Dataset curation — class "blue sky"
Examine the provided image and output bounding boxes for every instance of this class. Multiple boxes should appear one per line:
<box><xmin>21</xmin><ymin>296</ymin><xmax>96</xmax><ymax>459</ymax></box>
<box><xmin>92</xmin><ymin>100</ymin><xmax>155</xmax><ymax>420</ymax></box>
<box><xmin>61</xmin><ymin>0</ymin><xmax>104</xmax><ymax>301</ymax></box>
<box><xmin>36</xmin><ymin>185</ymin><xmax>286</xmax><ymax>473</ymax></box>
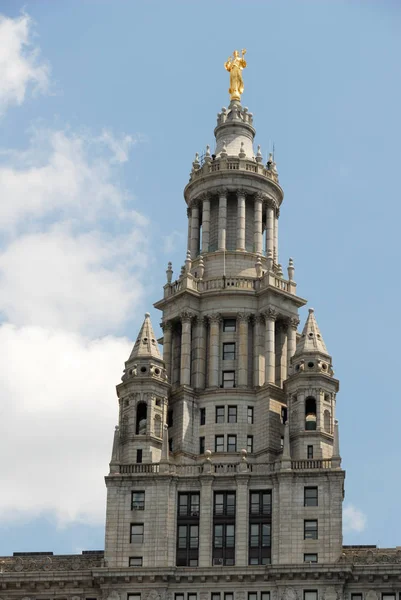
<box><xmin>0</xmin><ymin>1</ymin><xmax>400</xmax><ymax>555</ymax></box>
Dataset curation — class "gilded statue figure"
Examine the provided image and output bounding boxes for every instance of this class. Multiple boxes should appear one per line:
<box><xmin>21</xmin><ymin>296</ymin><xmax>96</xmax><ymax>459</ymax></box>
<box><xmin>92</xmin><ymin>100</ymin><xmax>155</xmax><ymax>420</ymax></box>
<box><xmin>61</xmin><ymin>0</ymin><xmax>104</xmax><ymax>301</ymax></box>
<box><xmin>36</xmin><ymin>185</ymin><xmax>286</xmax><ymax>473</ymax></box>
<box><xmin>224</xmin><ymin>49</ymin><xmax>247</xmax><ymax>101</ymax></box>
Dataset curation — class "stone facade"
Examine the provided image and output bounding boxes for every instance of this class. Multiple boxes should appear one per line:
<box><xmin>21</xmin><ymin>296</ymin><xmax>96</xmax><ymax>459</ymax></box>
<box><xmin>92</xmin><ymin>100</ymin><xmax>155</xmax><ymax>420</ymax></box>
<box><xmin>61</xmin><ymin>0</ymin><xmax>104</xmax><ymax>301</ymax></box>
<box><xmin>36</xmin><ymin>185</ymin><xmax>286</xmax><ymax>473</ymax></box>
<box><xmin>1</xmin><ymin>86</ymin><xmax>400</xmax><ymax>600</ymax></box>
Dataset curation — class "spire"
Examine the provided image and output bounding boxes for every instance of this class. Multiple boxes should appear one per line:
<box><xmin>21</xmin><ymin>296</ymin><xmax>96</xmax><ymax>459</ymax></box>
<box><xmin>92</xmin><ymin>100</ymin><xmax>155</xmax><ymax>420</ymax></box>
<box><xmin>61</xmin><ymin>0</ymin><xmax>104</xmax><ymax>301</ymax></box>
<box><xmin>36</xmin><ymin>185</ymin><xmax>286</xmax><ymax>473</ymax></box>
<box><xmin>128</xmin><ymin>313</ymin><xmax>162</xmax><ymax>361</ymax></box>
<box><xmin>294</xmin><ymin>308</ymin><xmax>329</xmax><ymax>357</ymax></box>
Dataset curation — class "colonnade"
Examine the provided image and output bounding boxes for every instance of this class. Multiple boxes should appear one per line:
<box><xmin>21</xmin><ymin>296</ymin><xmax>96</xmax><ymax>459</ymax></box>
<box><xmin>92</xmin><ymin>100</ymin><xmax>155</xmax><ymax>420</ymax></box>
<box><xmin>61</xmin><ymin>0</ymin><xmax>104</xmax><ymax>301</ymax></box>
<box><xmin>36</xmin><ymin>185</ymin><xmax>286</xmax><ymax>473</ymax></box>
<box><xmin>187</xmin><ymin>190</ymin><xmax>279</xmax><ymax>259</ymax></box>
<box><xmin>161</xmin><ymin>312</ymin><xmax>299</xmax><ymax>390</ymax></box>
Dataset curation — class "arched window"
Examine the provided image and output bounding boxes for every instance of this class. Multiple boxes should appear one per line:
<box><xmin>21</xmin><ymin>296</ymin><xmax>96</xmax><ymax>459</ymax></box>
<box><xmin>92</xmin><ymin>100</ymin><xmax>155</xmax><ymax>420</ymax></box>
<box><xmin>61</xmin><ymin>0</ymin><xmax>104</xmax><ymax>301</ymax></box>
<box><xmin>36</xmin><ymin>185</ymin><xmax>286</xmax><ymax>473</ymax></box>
<box><xmin>154</xmin><ymin>414</ymin><xmax>162</xmax><ymax>438</ymax></box>
<box><xmin>305</xmin><ymin>397</ymin><xmax>317</xmax><ymax>431</ymax></box>
<box><xmin>324</xmin><ymin>409</ymin><xmax>331</xmax><ymax>433</ymax></box>
<box><xmin>136</xmin><ymin>402</ymin><xmax>147</xmax><ymax>435</ymax></box>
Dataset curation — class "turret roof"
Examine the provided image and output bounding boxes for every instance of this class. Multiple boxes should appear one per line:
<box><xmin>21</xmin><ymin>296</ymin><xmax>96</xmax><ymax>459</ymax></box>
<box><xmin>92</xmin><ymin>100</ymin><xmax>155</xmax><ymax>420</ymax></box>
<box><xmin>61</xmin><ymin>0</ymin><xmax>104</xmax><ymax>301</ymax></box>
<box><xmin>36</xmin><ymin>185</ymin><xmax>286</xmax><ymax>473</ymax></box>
<box><xmin>294</xmin><ymin>308</ymin><xmax>329</xmax><ymax>356</ymax></box>
<box><xmin>128</xmin><ymin>313</ymin><xmax>162</xmax><ymax>361</ymax></box>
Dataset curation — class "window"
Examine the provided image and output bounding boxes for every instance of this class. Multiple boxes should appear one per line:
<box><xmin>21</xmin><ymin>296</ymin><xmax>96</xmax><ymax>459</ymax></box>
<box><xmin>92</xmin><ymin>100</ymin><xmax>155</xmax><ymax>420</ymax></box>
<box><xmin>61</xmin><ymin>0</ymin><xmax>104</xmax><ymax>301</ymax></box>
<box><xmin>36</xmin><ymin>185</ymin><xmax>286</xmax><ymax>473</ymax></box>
<box><xmin>351</xmin><ymin>595</ymin><xmax>362</xmax><ymax>600</ymax></box>
<box><xmin>223</xmin><ymin>318</ymin><xmax>236</xmax><ymax>332</ymax></box>
<box><xmin>212</xmin><ymin>595</ymin><xmax>221</xmax><ymax>600</ymax></box>
<box><xmin>169</xmin><ymin>438</ymin><xmax>173</xmax><ymax>452</ymax></box>
<box><xmin>382</xmin><ymin>596</ymin><xmax>395</xmax><ymax>600</ymax></box>
<box><xmin>304</xmin><ymin>592</ymin><xmax>318</xmax><ymax>600</ymax></box>
<box><xmin>249</xmin><ymin>594</ymin><xmax>258</xmax><ymax>600</ymax></box>
<box><xmin>129</xmin><ymin>556</ymin><xmax>143</xmax><ymax>566</ymax></box>
<box><xmin>249</xmin><ymin>491</ymin><xmax>272</xmax><ymax>565</ymax></box>
<box><xmin>214</xmin><ymin>492</ymin><xmax>236</xmax><ymax>516</ymax></box>
<box><xmin>216</xmin><ymin>406</ymin><xmax>225</xmax><ymax>423</ymax></box>
<box><xmin>131</xmin><ymin>491</ymin><xmax>145</xmax><ymax>510</ymax></box>
<box><xmin>304</xmin><ymin>487</ymin><xmax>318</xmax><ymax>507</ymax></box>
<box><xmin>304</xmin><ymin>553</ymin><xmax>318</xmax><ymax>563</ymax></box>
<box><xmin>136</xmin><ymin>402</ymin><xmax>147</xmax><ymax>435</ymax></box>
<box><xmin>224</xmin><ymin>595</ymin><xmax>233</xmax><ymax>600</ymax></box>
<box><xmin>200</xmin><ymin>407</ymin><xmax>206</xmax><ymax>425</ymax></box>
<box><xmin>175</xmin><ymin>595</ymin><xmax>184</xmax><ymax>600</ymax></box>
<box><xmin>222</xmin><ymin>371</ymin><xmax>235</xmax><ymax>388</ymax></box>
<box><xmin>215</xmin><ymin>435</ymin><xmax>224</xmax><ymax>452</ymax></box>
<box><xmin>262</xmin><ymin>594</ymin><xmax>270</xmax><ymax>600</ymax></box>
<box><xmin>280</xmin><ymin>436</ymin><xmax>284</xmax><ymax>449</ymax></box>
<box><xmin>199</xmin><ymin>436</ymin><xmax>205</xmax><ymax>454</ymax></box>
<box><xmin>223</xmin><ymin>342</ymin><xmax>236</xmax><ymax>360</ymax></box>
<box><xmin>168</xmin><ymin>409</ymin><xmax>173</xmax><ymax>427</ymax></box>
<box><xmin>307</xmin><ymin>445</ymin><xmax>313</xmax><ymax>459</ymax></box>
<box><xmin>248</xmin><ymin>406</ymin><xmax>254</xmax><ymax>424</ymax></box>
<box><xmin>213</xmin><ymin>523</ymin><xmax>235</xmax><ymax>564</ymax></box>
<box><xmin>176</xmin><ymin>493</ymin><xmax>200</xmax><ymax>566</ymax></box>
<box><xmin>304</xmin><ymin>520</ymin><xmax>318</xmax><ymax>540</ymax></box>
<box><xmin>213</xmin><ymin>493</ymin><xmax>236</xmax><ymax>563</ymax></box>
<box><xmin>188</xmin><ymin>595</ymin><xmax>197</xmax><ymax>600</ymax></box>
<box><xmin>128</xmin><ymin>595</ymin><xmax>141</xmax><ymax>600</ymax></box>
<box><xmin>228</xmin><ymin>405</ymin><xmax>237</xmax><ymax>423</ymax></box>
<box><xmin>281</xmin><ymin>406</ymin><xmax>288</xmax><ymax>424</ymax></box>
<box><xmin>227</xmin><ymin>435</ymin><xmax>237</xmax><ymax>452</ymax></box>
<box><xmin>305</xmin><ymin>397</ymin><xmax>317</xmax><ymax>430</ymax></box>
<box><xmin>136</xmin><ymin>449</ymin><xmax>142</xmax><ymax>464</ymax></box>
<box><xmin>178</xmin><ymin>493</ymin><xmax>200</xmax><ymax>517</ymax></box>
<box><xmin>247</xmin><ymin>435</ymin><xmax>254</xmax><ymax>453</ymax></box>
<box><xmin>130</xmin><ymin>523</ymin><xmax>144</xmax><ymax>544</ymax></box>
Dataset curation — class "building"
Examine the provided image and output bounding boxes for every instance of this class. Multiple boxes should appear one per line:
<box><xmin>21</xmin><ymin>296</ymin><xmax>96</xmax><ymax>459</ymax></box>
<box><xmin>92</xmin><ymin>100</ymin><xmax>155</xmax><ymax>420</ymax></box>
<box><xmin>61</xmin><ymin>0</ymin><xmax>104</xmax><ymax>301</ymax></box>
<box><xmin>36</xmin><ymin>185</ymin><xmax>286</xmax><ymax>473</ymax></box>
<box><xmin>1</xmin><ymin>55</ymin><xmax>401</xmax><ymax>600</ymax></box>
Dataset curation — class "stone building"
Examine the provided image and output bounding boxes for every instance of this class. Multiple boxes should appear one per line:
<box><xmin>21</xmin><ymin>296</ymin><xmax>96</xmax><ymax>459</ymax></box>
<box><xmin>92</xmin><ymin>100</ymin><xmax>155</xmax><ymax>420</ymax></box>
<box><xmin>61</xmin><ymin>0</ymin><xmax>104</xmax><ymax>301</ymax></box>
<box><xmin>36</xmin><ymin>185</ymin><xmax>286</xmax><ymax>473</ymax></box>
<box><xmin>1</xmin><ymin>64</ymin><xmax>400</xmax><ymax>600</ymax></box>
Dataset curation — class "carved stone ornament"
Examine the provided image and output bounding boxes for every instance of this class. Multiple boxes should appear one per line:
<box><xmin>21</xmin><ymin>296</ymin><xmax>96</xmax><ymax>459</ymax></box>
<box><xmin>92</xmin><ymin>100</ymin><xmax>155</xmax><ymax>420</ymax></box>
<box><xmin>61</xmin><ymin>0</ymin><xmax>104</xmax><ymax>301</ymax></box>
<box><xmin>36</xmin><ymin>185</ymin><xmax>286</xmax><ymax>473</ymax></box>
<box><xmin>199</xmin><ymin>593</ymin><xmax>209</xmax><ymax>600</ymax></box>
<box><xmin>323</xmin><ymin>588</ymin><xmax>338</xmax><ymax>600</ymax></box>
<box><xmin>366</xmin><ymin>591</ymin><xmax>379</xmax><ymax>600</ymax></box>
<box><xmin>180</xmin><ymin>310</ymin><xmax>195</xmax><ymax>322</ymax></box>
<box><xmin>264</xmin><ymin>307</ymin><xmax>277</xmax><ymax>321</ymax></box>
<box><xmin>237</xmin><ymin>312</ymin><xmax>251</xmax><ymax>322</ymax></box>
<box><xmin>146</xmin><ymin>591</ymin><xmax>161</xmax><ymax>600</ymax></box>
<box><xmin>290</xmin><ymin>317</ymin><xmax>300</xmax><ymax>329</ymax></box>
<box><xmin>282</xmin><ymin>588</ymin><xmax>299</xmax><ymax>600</ymax></box>
<box><xmin>207</xmin><ymin>313</ymin><xmax>222</xmax><ymax>323</ymax></box>
<box><xmin>236</xmin><ymin>593</ymin><xmax>246</xmax><ymax>600</ymax></box>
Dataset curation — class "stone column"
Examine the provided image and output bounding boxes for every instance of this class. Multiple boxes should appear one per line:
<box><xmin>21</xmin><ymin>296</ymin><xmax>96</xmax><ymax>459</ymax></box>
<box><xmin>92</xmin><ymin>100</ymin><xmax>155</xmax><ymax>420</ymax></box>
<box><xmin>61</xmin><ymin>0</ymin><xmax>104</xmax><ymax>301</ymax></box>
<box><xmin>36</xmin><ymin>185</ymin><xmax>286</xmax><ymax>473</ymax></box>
<box><xmin>187</xmin><ymin>207</ymin><xmax>191</xmax><ymax>252</ymax></box>
<box><xmin>190</xmin><ymin>202</ymin><xmax>200</xmax><ymax>259</ymax></box>
<box><xmin>218</xmin><ymin>189</ymin><xmax>227</xmax><ymax>251</ymax></box>
<box><xmin>207</xmin><ymin>314</ymin><xmax>221</xmax><ymax>388</ymax></box>
<box><xmin>277</xmin><ymin>321</ymin><xmax>288</xmax><ymax>385</ymax></box>
<box><xmin>235</xmin><ymin>477</ymin><xmax>249</xmax><ymax>566</ymax></box>
<box><xmin>253</xmin><ymin>314</ymin><xmax>265</xmax><ymax>387</ymax></box>
<box><xmin>253</xmin><ymin>194</ymin><xmax>263</xmax><ymax>254</ymax></box>
<box><xmin>287</xmin><ymin>317</ymin><xmax>299</xmax><ymax>377</ymax></box>
<box><xmin>180</xmin><ymin>312</ymin><xmax>193</xmax><ymax>386</ymax></box>
<box><xmin>274</xmin><ymin>207</ymin><xmax>279</xmax><ymax>263</ymax></box>
<box><xmin>201</xmin><ymin>195</ymin><xmax>210</xmax><ymax>254</ymax></box>
<box><xmin>194</xmin><ymin>316</ymin><xmax>207</xmax><ymax>390</ymax></box>
<box><xmin>237</xmin><ymin>313</ymin><xmax>250</xmax><ymax>387</ymax></box>
<box><xmin>199</xmin><ymin>477</ymin><xmax>213</xmax><ymax>567</ymax></box>
<box><xmin>236</xmin><ymin>189</ymin><xmax>246</xmax><ymax>251</ymax></box>
<box><xmin>161</xmin><ymin>321</ymin><xmax>173</xmax><ymax>382</ymax></box>
<box><xmin>264</xmin><ymin>308</ymin><xmax>277</xmax><ymax>384</ymax></box>
<box><xmin>266</xmin><ymin>200</ymin><xmax>274</xmax><ymax>260</ymax></box>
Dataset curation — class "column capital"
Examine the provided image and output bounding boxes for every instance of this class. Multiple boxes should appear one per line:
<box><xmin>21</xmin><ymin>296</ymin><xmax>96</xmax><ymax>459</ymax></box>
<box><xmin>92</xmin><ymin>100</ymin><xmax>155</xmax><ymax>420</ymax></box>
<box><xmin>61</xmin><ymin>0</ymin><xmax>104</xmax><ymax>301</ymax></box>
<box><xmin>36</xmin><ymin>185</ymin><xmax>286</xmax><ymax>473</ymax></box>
<box><xmin>199</xmin><ymin>191</ymin><xmax>212</xmax><ymax>202</ymax></box>
<box><xmin>160</xmin><ymin>320</ymin><xmax>173</xmax><ymax>332</ymax></box>
<box><xmin>217</xmin><ymin>187</ymin><xmax>228</xmax><ymax>199</ymax></box>
<box><xmin>206</xmin><ymin>313</ymin><xmax>222</xmax><ymax>324</ymax></box>
<box><xmin>237</xmin><ymin>312</ymin><xmax>251</xmax><ymax>323</ymax></box>
<box><xmin>262</xmin><ymin>308</ymin><xmax>278</xmax><ymax>322</ymax></box>
<box><xmin>290</xmin><ymin>317</ymin><xmax>300</xmax><ymax>330</ymax></box>
<box><xmin>236</xmin><ymin>188</ymin><xmax>247</xmax><ymax>199</ymax></box>
<box><xmin>253</xmin><ymin>313</ymin><xmax>264</xmax><ymax>325</ymax></box>
<box><xmin>189</xmin><ymin>198</ymin><xmax>201</xmax><ymax>210</ymax></box>
<box><xmin>263</xmin><ymin>196</ymin><xmax>276</xmax><ymax>210</ymax></box>
<box><xmin>186</xmin><ymin>206</ymin><xmax>191</xmax><ymax>218</ymax></box>
<box><xmin>276</xmin><ymin>206</ymin><xmax>280</xmax><ymax>218</ymax></box>
<box><xmin>180</xmin><ymin>311</ymin><xmax>195</xmax><ymax>323</ymax></box>
<box><xmin>194</xmin><ymin>315</ymin><xmax>207</xmax><ymax>326</ymax></box>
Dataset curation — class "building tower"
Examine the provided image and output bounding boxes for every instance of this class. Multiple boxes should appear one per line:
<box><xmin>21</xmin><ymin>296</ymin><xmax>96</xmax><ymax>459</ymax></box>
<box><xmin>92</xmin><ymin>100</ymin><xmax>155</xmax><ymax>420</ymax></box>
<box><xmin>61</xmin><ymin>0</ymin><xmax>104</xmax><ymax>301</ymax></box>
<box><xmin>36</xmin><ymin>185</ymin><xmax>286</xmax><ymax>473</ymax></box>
<box><xmin>104</xmin><ymin>51</ymin><xmax>345</xmax><ymax>594</ymax></box>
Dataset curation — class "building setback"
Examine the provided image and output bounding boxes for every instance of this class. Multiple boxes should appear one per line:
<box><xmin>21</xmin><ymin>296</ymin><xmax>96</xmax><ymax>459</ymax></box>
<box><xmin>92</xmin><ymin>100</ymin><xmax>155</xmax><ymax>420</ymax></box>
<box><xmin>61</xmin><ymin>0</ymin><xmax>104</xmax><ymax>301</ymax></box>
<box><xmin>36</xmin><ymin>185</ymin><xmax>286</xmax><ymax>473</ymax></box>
<box><xmin>1</xmin><ymin>57</ymin><xmax>400</xmax><ymax>600</ymax></box>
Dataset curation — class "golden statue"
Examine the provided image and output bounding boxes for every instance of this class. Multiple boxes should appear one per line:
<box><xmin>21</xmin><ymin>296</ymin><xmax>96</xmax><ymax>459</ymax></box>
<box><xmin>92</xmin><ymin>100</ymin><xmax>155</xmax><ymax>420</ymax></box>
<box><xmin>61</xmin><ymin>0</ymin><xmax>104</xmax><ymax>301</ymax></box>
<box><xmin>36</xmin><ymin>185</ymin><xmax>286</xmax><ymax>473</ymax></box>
<box><xmin>224</xmin><ymin>49</ymin><xmax>247</xmax><ymax>102</ymax></box>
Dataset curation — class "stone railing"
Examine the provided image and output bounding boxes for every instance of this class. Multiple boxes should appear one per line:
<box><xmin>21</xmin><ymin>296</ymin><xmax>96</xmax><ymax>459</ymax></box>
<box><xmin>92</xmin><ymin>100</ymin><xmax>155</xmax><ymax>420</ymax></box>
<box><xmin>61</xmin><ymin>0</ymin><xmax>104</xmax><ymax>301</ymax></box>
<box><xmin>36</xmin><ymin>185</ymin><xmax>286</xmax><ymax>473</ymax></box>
<box><xmin>291</xmin><ymin>459</ymin><xmax>332</xmax><ymax>470</ymax></box>
<box><xmin>189</xmin><ymin>157</ymin><xmax>279</xmax><ymax>184</ymax></box>
<box><xmin>119</xmin><ymin>464</ymin><xmax>160</xmax><ymax>474</ymax></box>
<box><xmin>0</xmin><ymin>552</ymin><xmax>104</xmax><ymax>572</ymax></box>
<box><xmin>338</xmin><ymin>547</ymin><xmax>401</xmax><ymax>565</ymax></box>
<box><xmin>163</xmin><ymin>271</ymin><xmax>296</xmax><ymax>299</ymax></box>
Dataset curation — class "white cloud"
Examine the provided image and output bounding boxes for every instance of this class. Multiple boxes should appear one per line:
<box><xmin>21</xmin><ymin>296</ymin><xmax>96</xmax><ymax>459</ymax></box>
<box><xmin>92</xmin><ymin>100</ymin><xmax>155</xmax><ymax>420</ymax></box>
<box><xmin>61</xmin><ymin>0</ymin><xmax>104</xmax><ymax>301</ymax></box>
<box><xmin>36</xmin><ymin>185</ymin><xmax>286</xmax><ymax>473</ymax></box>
<box><xmin>0</xmin><ymin>323</ymin><xmax>131</xmax><ymax>525</ymax></box>
<box><xmin>0</xmin><ymin>13</ymin><xmax>50</xmax><ymax>115</ymax></box>
<box><xmin>343</xmin><ymin>504</ymin><xmax>367</xmax><ymax>533</ymax></box>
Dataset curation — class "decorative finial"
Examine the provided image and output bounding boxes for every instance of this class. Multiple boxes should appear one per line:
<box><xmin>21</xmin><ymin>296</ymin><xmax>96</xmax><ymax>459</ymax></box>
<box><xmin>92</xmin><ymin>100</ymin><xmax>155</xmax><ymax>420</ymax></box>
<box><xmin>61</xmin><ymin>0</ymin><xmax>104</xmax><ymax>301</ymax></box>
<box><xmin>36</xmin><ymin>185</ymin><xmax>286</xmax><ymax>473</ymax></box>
<box><xmin>198</xmin><ymin>255</ymin><xmax>205</xmax><ymax>279</ymax></box>
<box><xmin>267</xmin><ymin>249</ymin><xmax>273</xmax><ymax>271</ymax></box>
<box><xmin>239</xmin><ymin>142</ymin><xmax>246</xmax><ymax>159</ymax></box>
<box><xmin>267</xmin><ymin>153</ymin><xmax>273</xmax><ymax>169</ymax></box>
<box><xmin>309</xmin><ymin>308</ymin><xmax>315</xmax><ymax>313</ymax></box>
<box><xmin>277</xmin><ymin>263</ymin><xmax>284</xmax><ymax>278</ymax></box>
<box><xmin>166</xmin><ymin>261</ymin><xmax>173</xmax><ymax>284</ymax></box>
<box><xmin>185</xmin><ymin>250</ymin><xmax>192</xmax><ymax>273</ymax></box>
<box><xmin>255</xmin><ymin>255</ymin><xmax>262</xmax><ymax>278</ymax></box>
<box><xmin>145</xmin><ymin>312</ymin><xmax>150</xmax><ymax>318</ymax></box>
<box><xmin>205</xmin><ymin>145</ymin><xmax>211</xmax><ymax>164</ymax></box>
<box><xmin>287</xmin><ymin>257</ymin><xmax>295</xmax><ymax>281</ymax></box>
<box><xmin>192</xmin><ymin>152</ymin><xmax>200</xmax><ymax>171</ymax></box>
<box><xmin>220</xmin><ymin>141</ymin><xmax>227</xmax><ymax>158</ymax></box>
<box><xmin>256</xmin><ymin>145</ymin><xmax>263</xmax><ymax>163</ymax></box>
<box><xmin>224</xmin><ymin>49</ymin><xmax>247</xmax><ymax>102</ymax></box>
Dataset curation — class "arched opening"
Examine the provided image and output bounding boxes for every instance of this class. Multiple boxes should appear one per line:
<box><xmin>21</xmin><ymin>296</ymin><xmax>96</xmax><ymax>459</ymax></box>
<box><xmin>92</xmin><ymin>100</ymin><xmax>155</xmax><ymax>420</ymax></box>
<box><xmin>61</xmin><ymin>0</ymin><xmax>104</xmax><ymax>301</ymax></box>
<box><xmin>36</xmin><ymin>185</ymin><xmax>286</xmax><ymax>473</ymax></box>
<box><xmin>305</xmin><ymin>397</ymin><xmax>317</xmax><ymax>431</ymax></box>
<box><xmin>136</xmin><ymin>402</ymin><xmax>147</xmax><ymax>435</ymax></box>
<box><xmin>154</xmin><ymin>414</ymin><xmax>162</xmax><ymax>438</ymax></box>
<box><xmin>324</xmin><ymin>409</ymin><xmax>331</xmax><ymax>433</ymax></box>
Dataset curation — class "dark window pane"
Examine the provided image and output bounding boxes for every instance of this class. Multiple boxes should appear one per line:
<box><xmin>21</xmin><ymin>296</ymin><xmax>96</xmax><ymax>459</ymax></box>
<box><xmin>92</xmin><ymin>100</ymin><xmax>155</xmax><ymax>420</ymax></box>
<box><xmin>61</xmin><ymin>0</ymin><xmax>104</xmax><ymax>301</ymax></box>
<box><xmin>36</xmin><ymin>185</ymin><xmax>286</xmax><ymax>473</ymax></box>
<box><xmin>131</xmin><ymin>492</ymin><xmax>145</xmax><ymax>510</ymax></box>
<box><xmin>223</xmin><ymin>319</ymin><xmax>236</xmax><ymax>332</ymax></box>
<box><xmin>222</xmin><ymin>371</ymin><xmax>235</xmax><ymax>388</ymax></box>
<box><xmin>223</xmin><ymin>343</ymin><xmax>236</xmax><ymax>360</ymax></box>
<box><xmin>247</xmin><ymin>435</ymin><xmax>253</xmax><ymax>453</ymax></box>
<box><xmin>304</xmin><ymin>520</ymin><xmax>318</xmax><ymax>539</ymax></box>
<box><xmin>215</xmin><ymin>435</ymin><xmax>224</xmax><ymax>452</ymax></box>
<box><xmin>304</xmin><ymin>487</ymin><xmax>318</xmax><ymax>507</ymax></box>
<box><xmin>199</xmin><ymin>436</ymin><xmax>205</xmax><ymax>454</ymax></box>
<box><xmin>216</xmin><ymin>406</ymin><xmax>225</xmax><ymax>423</ymax></box>
<box><xmin>200</xmin><ymin>407</ymin><xmax>206</xmax><ymax>425</ymax></box>
<box><xmin>129</xmin><ymin>556</ymin><xmax>143</xmax><ymax>566</ymax></box>
<box><xmin>304</xmin><ymin>553</ymin><xmax>318</xmax><ymax>563</ymax></box>
<box><xmin>307</xmin><ymin>445</ymin><xmax>313</xmax><ymax>459</ymax></box>
<box><xmin>227</xmin><ymin>435</ymin><xmax>237</xmax><ymax>452</ymax></box>
<box><xmin>228</xmin><ymin>405</ymin><xmax>237</xmax><ymax>423</ymax></box>
<box><xmin>247</xmin><ymin>406</ymin><xmax>254</xmax><ymax>424</ymax></box>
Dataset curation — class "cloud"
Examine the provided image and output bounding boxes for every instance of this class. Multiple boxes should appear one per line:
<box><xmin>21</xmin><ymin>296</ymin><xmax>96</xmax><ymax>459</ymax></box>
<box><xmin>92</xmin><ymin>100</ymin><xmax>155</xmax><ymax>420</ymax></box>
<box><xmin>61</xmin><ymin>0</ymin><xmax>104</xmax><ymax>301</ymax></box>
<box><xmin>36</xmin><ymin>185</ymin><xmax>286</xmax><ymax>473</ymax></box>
<box><xmin>343</xmin><ymin>504</ymin><xmax>367</xmax><ymax>533</ymax></box>
<box><xmin>0</xmin><ymin>13</ymin><xmax>50</xmax><ymax>115</ymax></box>
<box><xmin>0</xmin><ymin>324</ymin><xmax>131</xmax><ymax>525</ymax></box>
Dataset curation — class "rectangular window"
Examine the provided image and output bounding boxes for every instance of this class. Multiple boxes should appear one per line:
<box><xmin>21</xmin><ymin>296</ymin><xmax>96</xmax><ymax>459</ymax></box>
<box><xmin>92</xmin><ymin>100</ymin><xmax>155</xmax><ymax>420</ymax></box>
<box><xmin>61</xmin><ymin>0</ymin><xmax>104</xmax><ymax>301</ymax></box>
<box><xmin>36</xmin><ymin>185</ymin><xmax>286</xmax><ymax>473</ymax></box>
<box><xmin>304</xmin><ymin>520</ymin><xmax>318</xmax><ymax>540</ymax></box>
<box><xmin>131</xmin><ymin>491</ymin><xmax>145</xmax><ymax>510</ymax></box>
<box><xmin>304</xmin><ymin>553</ymin><xmax>318</xmax><ymax>563</ymax></box>
<box><xmin>304</xmin><ymin>487</ymin><xmax>318</xmax><ymax>507</ymax></box>
<box><xmin>227</xmin><ymin>434</ymin><xmax>237</xmax><ymax>452</ymax></box>
<box><xmin>281</xmin><ymin>406</ymin><xmax>288</xmax><ymax>424</ymax></box>
<box><xmin>247</xmin><ymin>435</ymin><xmax>254</xmax><ymax>453</ymax></box>
<box><xmin>212</xmin><ymin>595</ymin><xmax>221</xmax><ymax>600</ymax></box>
<box><xmin>175</xmin><ymin>595</ymin><xmax>184</xmax><ymax>600</ymax></box>
<box><xmin>176</xmin><ymin>493</ymin><xmax>200</xmax><ymax>566</ymax></box>
<box><xmin>228</xmin><ymin>405</ymin><xmax>237</xmax><ymax>423</ymax></box>
<box><xmin>222</xmin><ymin>371</ymin><xmax>235</xmax><ymax>388</ymax></box>
<box><xmin>168</xmin><ymin>409</ymin><xmax>173</xmax><ymax>427</ymax></box>
<box><xmin>382</xmin><ymin>596</ymin><xmax>395</xmax><ymax>600</ymax></box>
<box><xmin>304</xmin><ymin>592</ymin><xmax>318</xmax><ymax>600</ymax></box>
<box><xmin>128</xmin><ymin>595</ymin><xmax>141</xmax><ymax>600</ymax></box>
<box><xmin>200</xmin><ymin>407</ymin><xmax>206</xmax><ymax>425</ymax></box>
<box><xmin>307</xmin><ymin>445</ymin><xmax>313</xmax><ymax>459</ymax></box>
<box><xmin>136</xmin><ymin>449</ymin><xmax>142</xmax><ymax>464</ymax></box>
<box><xmin>248</xmin><ymin>406</ymin><xmax>254</xmax><ymax>424</ymax></box>
<box><xmin>351</xmin><ymin>595</ymin><xmax>362</xmax><ymax>600</ymax></box>
<box><xmin>248</xmin><ymin>594</ymin><xmax>258</xmax><ymax>600</ymax></box>
<box><xmin>214</xmin><ymin>492</ymin><xmax>236</xmax><ymax>516</ymax></box>
<box><xmin>223</xmin><ymin>318</ymin><xmax>236</xmax><ymax>332</ymax></box>
<box><xmin>188</xmin><ymin>595</ymin><xmax>197</xmax><ymax>600</ymax></box>
<box><xmin>223</xmin><ymin>342</ymin><xmax>236</xmax><ymax>360</ymax></box>
<box><xmin>249</xmin><ymin>490</ymin><xmax>272</xmax><ymax>565</ymax></box>
<box><xmin>215</xmin><ymin>435</ymin><xmax>224</xmax><ymax>452</ymax></box>
<box><xmin>178</xmin><ymin>492</ymin><xmax>200</xmax><ymax>516</ymax></box>
<box><xmin>212</xmin><ymin>492</ymin><xmax>236</xmax><ymax>563</ymax></box>
<box><xmin>130</xmin><ymin>523</ymin><xmax>144</xmax><ymax>544</ymax></box>
<box><xmin>199</xmin><ymin>436</ymin><xmax>205</xmax><ymax>454</ymax></box>
<box><xmin>225</xmin><ymin>595</ymin><xmax>234</xmax><ymax>600</ymax></box>
<box><xmin>169</xmin><ymin>438</ymin><xmax>173</xmax><ymax>452</ymax></box>
<box><xmin>216</xmin><ymin>406</ymin><xmax>225</xmax><ymax>423</ymax></box>
<box><xmin>262</xmin><ymin>594</ymin><xmax>270</xmax><ymax>600</ymax></box>
<box><xmin>250</xmin><ymin>491</ymin><xmax>272</xmax><ymax>516</ymax></box>
<box><xmin>129</xmin><ymin>556</ymin><xmax>143</xmax><ymax>566</ymax></box>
